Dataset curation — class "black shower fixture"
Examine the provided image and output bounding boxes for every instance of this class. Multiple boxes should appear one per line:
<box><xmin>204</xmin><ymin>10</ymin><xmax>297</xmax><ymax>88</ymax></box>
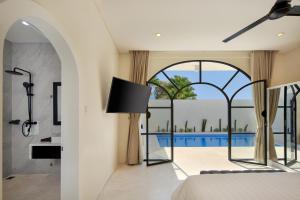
<box><xmin>23</xmin><ymin>82</ymin><xmax>34</xmax><ymax>96</ymax></box>
<box><xmin>5</xmin><ymin>69</ymin><xmax>23</xmax><ymax>76</ymax></box>
<box><xmin>5</xmin><ymin>67</ymin><xmax>37</xmax><ymax>137</ymax></box>
<box><xmin>9</xmin><ymin>120</ymin><xmax>20</xmax><ymax>125</ymax></box>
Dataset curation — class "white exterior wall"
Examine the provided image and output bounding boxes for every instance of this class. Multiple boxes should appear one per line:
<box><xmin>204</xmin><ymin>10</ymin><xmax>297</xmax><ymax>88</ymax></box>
<box><xmin>141</xmin><ymin>100</ymin><xmax>284</xmax><ymax>134</ymax></box>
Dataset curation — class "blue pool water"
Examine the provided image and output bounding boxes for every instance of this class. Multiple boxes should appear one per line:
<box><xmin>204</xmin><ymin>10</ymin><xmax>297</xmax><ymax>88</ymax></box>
<box><xmin>157</xmin><ymin>133</ymin><xmax>255</xmax><ymax>147</ymax></box>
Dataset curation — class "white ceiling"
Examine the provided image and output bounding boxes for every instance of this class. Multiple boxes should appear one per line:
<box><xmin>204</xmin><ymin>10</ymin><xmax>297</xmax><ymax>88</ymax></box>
<box><xmin>6</xmin><ymin>21</ymin><xmax>49</xmax><ymax>43</ymax></box>
<box><xmin>99</xmin><ymin>0</ymin><xmax>300</xmax><ymax>52</ymax></box>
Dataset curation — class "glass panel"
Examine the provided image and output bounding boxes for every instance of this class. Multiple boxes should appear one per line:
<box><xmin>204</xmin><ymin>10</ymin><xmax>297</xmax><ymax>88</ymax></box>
<box><xmin>147</xmin><ymin>134</ymin><xmax>171</xmax><ymax>163</ymax></box>
<box><xmin>146</xmin><ymin>81</ymin><xmax>172</xmax><ymax>164</ymax></box>
<box><xmin>141</xmin><ymin>134</ymin><xmax>146</xmax><ymax>159</ymax></box>
<box><xmin>148</xmin><ymin>109</ymin><xmax>171</xmax><ymax>133</ymax></box>
<box><xmin>272</xmin><ymin>87</ymin><xmax>285</xmax><ymax>164</ymax></box>
<box><xmin>278</xmin><ymin>87</ymin><xmax>285</xmax><ymax>107</ymax></box>
<box><xmin>231</xmin><ymin>84</ymin><xmax>254</xmax><ymax>107</ymax></box>
<box><xmin>231</xmin><ymin>108</ymin><xmax>257</xmax><ymax>133</ymax></box>
<box><xmin>140</xmin><ymin>113</ymin><xmax>147</xmax><ymax>133</ymax></box>
<box><xmin>148</xmin><ymin>84</ymin><xmax>171</xmax><ymax>107</ymax></box>
<box><xmin>290</xmin><ymin>87</ymin><xmax>300</xmax><ymax>171</ymax></box>
<box><xmin>273</xmin><ymin>107</ymin><xmax>284</xmax><ymax>162</ymax></box>
<box><xmin>140</xmin><ymin>113</ymin><xmax>147</xmax><ymax>159</ymax></box>
<box><xmin>230</xmin><ymin>81</ymin><xmax>265</xmax><ymax>164</ymax></box>
<box><xmin>164</xmin><ymin>62</ymin><xmax>199</xmax><ymax>89</ymax></box>
<box><xmin>174</xmin><ymin>85</ymin><xmax>227</xmax><ymax>134</ymax></box>
<box><xmin>286</xmin><ymin>86</ymin><xmax>296</xmax><ymax>164</ymax></box>
<box><xmin>148</xmin><ymin>73</ymin><xmax>177</xmax><ymax>99</ymax></box>
<box><xmin>202</xmin><ymin>62</ymin><xmax>238</xmax><ymax>88</ymax></box>
<box><xmin>174</xmin><ymin>83</ymin><xmax>225</xmax><ymax>100</ymax></box>
<box><xmin>230</xmin><ymin>108</ymin><xmax>257</xmax><ymax>161</ymax></box>
<box><xmin>147</xmin><ymin>108</ymin><xmax>172</xmax><ymax>163</ymax></box>
<box><xmin>224</xmin><ymin>73</ymin><xmax>251</xmax><ymax>99</ymax></box>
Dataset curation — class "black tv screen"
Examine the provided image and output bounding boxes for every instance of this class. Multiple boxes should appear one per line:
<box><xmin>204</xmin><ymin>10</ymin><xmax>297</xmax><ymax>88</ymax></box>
<box><xmin>106</xmin><ymin>77</ymin><xmax>151</xmax><ymax>113</ymax></box>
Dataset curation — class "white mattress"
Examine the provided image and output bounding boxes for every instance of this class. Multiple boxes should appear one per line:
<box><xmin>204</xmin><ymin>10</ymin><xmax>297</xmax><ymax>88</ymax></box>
<box><xmin>172</xmin><ymin>172</ymin><xmax>300</xmax><ymax>200</ymax></box>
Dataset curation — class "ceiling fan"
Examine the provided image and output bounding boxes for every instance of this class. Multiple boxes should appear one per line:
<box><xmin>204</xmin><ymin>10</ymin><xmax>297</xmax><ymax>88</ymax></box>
<box><xmin>223</xmin><ymin>0</ymin><xmax>300</xmax><ymax>43</ymax></box>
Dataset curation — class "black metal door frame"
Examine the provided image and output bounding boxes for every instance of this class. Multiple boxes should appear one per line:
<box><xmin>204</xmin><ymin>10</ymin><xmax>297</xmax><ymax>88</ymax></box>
<box><xmin>144</xmin><ymin>60</ymin><xmax>268</xmax><ymax>166</ymax></box>
<box><xmin>284</xmin><ymin>85</ymin><xmax>298</xmax><ymax>166</ymax></box>
<box><xmin>228</xmin><ymin>80</ymin><xmax>268</xmax><ymax>166</ymax></box>
<box><xmin>146</xmin><ymin>103</ymin><xmax>174</xmax><ymax>166</ymax></box>
<box><xmin>144</xmin><ymin>82</ymin><xmax>174</xmax><ymax>166</ymax></box>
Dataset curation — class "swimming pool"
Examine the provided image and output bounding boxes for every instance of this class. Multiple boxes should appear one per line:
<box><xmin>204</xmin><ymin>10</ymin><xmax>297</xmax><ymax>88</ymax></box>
<box><xmin>157</xmin><ymin>133</ymin><xmax>255</xmax><ymax>147</ymax></box>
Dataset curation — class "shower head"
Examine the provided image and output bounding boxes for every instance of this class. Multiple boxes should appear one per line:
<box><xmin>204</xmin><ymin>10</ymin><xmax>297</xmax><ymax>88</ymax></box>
<box><xmin>5</xmin><ymin>69</ymin><xmax>23</xmax><ymax>76</ymax></box>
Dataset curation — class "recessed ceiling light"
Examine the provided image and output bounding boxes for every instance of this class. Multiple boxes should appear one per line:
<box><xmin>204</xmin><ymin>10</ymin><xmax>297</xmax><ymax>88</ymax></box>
<box><xmin>22</xmin><ymin>21</ymin><xmax>30</xmax><ymax>26</ymax></box>
<box><xmin>155</xmin><ymin>33</ymin><xmax>161</xmax><ymax>37</ymax></box>
<box><xmin>277</xmin><ymin>32</ymin><xmax>284</xmax><ymax>37</ymax></box>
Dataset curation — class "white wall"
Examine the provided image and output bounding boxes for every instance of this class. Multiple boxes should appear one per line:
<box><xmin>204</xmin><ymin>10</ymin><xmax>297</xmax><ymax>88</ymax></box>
<box><xmin>144</xmin><ymin>100</ymin><xmax>257</xmax><ymax>133</ymax></box>
<box><xmin>271</xmin><ymin>46</ymin><xmax>300</xmax><ymax>87</ymax></box>
<box><xmin>2</xmin><ymin>40</ymin><xmax>12</xmax><ymax>178</ymax></box>
<box><xmin>0</xmin><ymin>1</ymin><xmax>120</xmax><ymax>199</ymax></box>
<box><xmin>143</xmin><ymin>99</ymin><xmax>284</xmax><ymax>135</ymax></box>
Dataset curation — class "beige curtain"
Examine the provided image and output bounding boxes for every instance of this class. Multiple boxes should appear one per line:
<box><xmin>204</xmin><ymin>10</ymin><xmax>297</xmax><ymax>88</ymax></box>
<box><xmin>251</xmin><ymin>51</ymin><xmax>277</xmax><ymax>163</ymax></box>
<box><xmin>127</xmin><ymin>50</ymin><xmax>149</xmax><ymax>165</ymax></box>
<box><xmin>268</xmin><ymin>89</ymin><xmax>280</xmax><ymax>161</ymax></box>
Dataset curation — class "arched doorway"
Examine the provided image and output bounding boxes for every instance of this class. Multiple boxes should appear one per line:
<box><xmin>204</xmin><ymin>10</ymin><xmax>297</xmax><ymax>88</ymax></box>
<box><xmin>141</xmin><ymin>60</ymin><xmax>267</xmax><ymax>167</ymax></box>
<box><xmin>0</xmin><ymin>1</ymin><xmax>80</xmax><ymax>198</ymax></box>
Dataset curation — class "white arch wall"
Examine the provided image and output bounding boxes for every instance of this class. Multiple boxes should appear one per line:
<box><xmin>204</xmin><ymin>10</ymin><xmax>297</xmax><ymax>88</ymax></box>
<box><xmin>0</xmin><ymin>1</ymin><xmax>80</xmax><ymax>199</ymax></box>
<box><xmin>0</xmin><ymin>1</ymin><xmax>119</xmax><ymax>200</ymax></box>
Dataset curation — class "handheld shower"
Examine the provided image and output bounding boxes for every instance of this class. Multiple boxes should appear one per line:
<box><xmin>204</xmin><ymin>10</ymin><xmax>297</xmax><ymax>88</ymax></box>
<box><xmin>5</xmin><ymin>67</ymin><xmax>37</xmax><ymax>137</ymax></box>
<box><xmin>23</xmin><ymin>82</ymin><xmax>34</xmax><ymax>96</ymax></box>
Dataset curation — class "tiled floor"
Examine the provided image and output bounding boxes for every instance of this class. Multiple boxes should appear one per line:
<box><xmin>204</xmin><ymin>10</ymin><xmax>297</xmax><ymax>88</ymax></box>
<box><xmin>99</xmin><ymin>147</ymin><xmax>272</xmax><ymax>200</ymax></box>
<box><xmin>3</xmin><ymin>147</ymin><xmax>290</xmax><ymax>200</ymax></box>
<box><xmin>3</xmin><ymin>174</ymin><xmax>60</xmax><ymax>200</ymax></box>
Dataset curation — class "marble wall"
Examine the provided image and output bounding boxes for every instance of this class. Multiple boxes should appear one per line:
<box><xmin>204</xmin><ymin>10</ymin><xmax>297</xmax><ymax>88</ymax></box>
<box><xmin>3</xmin><ymin>41</ymin><xmax>61</xmax><ymax>175</ymax></box>
<box><xmin>3</xmin><ymin>40</ymin><xmax>13</xmax><ymax>177</ymax></box>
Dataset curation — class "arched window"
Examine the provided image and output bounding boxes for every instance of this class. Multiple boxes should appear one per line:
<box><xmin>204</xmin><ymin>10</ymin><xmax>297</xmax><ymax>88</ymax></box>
<box><xmin>142</xmin><ymin>60</ymin><xmax>266</xmax><ymax>166</ymax></box>
<box><xmin>148</xmin><ymin>60</ymin><xmax>251</xmax><ymax>101</ymax></box>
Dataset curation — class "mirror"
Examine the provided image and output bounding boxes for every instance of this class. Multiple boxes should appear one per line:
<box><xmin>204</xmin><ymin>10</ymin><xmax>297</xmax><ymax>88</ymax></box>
<box><xmin>53</xmin><ymin>82</ymin><xmax>61</xmax><ymax>125</ymax></box>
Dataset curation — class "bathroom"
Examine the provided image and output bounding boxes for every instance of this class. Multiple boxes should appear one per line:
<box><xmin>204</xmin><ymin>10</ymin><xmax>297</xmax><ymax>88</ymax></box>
<box><xmin>2</xmin><ymin>20</ymin><xmax>61</xmax><ymax>199</ymax></box>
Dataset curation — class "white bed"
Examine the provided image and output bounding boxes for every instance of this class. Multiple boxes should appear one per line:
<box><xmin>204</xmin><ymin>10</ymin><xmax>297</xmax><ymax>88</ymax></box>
<box><xmin>172</xmin><ymin>172</ymin><xmax>300</xmax><ymax>200</ymax></box>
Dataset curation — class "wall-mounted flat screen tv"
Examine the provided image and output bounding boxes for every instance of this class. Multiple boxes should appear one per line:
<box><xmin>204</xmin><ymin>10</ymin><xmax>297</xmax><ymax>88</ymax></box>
<box><xmin>106</xmin><ymin>77</ymin><xmax>151</xmax><ymax>113</ymax></box>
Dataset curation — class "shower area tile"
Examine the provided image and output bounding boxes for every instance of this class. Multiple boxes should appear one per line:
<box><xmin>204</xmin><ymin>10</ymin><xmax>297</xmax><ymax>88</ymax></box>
<box><xmin>3</xmin><ymin>40</ymin><xmax>61</xmax><ymax>176</ymax></box>
<box><xmin>3</xmin><ymin>40</ymin><xmax>13</xmax><ymax>178</ymax></box>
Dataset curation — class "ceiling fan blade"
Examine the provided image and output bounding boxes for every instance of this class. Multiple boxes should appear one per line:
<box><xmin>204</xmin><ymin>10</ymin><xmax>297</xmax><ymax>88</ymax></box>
<box><xmin>223</xmin><ymin>15</ymin><xmax>269</xmax><ymax>43</ymax></box>
<box><xmin>276</xmin><ymin>0</ymin><xmax>291</xmax><ymax>3</ymax></box>
<box><xmin>287</xmin><ymin>6</ymin><xmax>300</xmax><ymax>16</ymax></box>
